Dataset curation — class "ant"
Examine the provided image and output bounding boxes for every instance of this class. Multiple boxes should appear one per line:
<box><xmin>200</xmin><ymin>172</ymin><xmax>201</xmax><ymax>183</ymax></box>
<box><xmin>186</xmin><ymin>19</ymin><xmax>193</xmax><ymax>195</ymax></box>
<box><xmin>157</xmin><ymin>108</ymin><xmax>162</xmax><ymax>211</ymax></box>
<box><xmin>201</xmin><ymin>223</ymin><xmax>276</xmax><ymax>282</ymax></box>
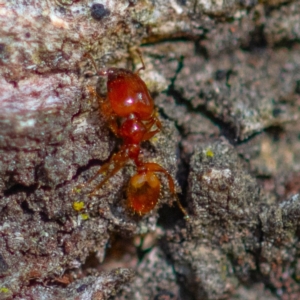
<box><xmin>77</xmin><ymin>51</ymin><xmax>189</xmax><ymax>220</ymax></box>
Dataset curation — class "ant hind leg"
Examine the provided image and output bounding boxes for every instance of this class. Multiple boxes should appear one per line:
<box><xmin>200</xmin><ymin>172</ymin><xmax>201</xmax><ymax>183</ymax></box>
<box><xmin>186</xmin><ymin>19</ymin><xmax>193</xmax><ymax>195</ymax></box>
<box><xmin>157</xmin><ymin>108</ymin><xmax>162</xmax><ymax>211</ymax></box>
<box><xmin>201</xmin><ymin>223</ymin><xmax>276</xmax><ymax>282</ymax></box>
<box><xmin>140</xmin><ymin>162</ymin><xmax>190</xmax><ymax>220</ymax></box>
<box><xmin>75</xmin><ymin>149</ymin><xmax>130</xmax><ymax>197</ymax></box>
<box><xmin>88</xmin><ymin>149</ymin><xmax>130</xmax><ymax>197</ymax></box>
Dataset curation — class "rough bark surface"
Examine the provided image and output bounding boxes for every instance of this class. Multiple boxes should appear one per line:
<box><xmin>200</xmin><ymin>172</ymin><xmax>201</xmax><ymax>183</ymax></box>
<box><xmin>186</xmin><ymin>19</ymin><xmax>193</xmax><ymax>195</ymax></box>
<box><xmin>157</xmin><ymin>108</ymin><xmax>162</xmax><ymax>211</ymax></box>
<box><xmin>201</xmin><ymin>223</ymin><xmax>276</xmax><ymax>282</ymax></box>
<box><xmin>1</xmin><ymin>0</ymin><xmax>300</xmax><ymax>299</ymax></box>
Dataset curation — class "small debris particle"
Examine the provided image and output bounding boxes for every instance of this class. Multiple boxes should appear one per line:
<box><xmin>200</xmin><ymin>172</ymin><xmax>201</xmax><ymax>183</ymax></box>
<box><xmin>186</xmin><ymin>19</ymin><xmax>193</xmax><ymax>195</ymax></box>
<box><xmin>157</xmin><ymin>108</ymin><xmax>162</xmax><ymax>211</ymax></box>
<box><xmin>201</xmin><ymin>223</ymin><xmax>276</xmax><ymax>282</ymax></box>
<box><xmin>91</xmin><ymin>3</ymin><xmax>110</xmax><ymax>21</ymax></box>
<box><xmin>76</xmin><ymin>284</ymin><xmax>88</xmax><ymax>293</ymax></box>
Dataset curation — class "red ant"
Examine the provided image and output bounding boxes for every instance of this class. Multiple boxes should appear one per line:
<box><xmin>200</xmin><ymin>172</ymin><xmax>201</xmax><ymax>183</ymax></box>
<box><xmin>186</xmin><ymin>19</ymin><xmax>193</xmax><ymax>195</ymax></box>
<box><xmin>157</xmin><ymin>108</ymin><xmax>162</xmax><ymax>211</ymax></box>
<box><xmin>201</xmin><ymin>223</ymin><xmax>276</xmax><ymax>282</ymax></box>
<box><xmin>77</xmin><ymin>51</ymin><xmax>189</xmax><ymax>219</ymax></box>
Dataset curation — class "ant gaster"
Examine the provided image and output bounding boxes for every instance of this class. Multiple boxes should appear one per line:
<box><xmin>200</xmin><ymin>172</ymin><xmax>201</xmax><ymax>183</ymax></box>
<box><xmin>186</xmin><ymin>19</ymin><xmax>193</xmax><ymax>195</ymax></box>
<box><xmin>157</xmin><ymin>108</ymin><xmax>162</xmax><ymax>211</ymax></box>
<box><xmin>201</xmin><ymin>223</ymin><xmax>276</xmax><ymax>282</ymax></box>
<box><xmin>78</xmin><ymin>51</ymin><xmax>189</xmax><ymax>219</ymax></box>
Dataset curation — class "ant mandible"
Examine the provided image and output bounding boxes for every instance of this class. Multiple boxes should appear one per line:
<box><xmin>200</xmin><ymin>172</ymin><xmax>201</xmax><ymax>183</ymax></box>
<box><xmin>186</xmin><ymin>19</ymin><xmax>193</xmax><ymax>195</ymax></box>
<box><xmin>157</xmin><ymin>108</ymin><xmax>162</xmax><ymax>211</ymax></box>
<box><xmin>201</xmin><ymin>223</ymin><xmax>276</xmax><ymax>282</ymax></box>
<box><xmin>78</xmin><ymin>51</ymin><xmax>189</xmax><ymax>220</ymax></box>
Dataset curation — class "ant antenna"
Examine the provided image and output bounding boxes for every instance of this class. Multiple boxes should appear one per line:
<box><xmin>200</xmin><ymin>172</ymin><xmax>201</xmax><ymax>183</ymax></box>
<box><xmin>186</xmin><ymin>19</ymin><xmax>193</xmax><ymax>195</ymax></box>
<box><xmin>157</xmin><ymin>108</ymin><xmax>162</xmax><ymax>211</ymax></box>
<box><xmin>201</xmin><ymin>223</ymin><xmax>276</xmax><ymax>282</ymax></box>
<box><xmin>83</xmin><ymin>53</ymin><xmax>107</xmax><ymax>76</ymax></box>
<box><xmin>135</xmin><ymin>49</ymin><xmax>146</xmax><ymax>74</ymax></box>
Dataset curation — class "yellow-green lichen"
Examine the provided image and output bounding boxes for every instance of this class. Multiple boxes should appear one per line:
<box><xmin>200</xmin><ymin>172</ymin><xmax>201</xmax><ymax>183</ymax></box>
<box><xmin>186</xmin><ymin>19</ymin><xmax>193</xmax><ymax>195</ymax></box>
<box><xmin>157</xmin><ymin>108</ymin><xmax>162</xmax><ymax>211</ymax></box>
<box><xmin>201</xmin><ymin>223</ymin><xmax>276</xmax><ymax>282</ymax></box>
<box><xmin>205</xmin><ymin>148</ymin><xmax>214</xmax><ymax>157</ymax></box>
<box><xmin>72</xmin><ymin>187</ymin><xmax>82</xmax><ymax>194</ymax></box>
<box><xmin>80</xmin><ymin>213</ymin><xmax>89</xmax><ymax>220</ymax></box>
<box><xmin>0</xmin><ymin>287</ymin><xmax>9</xmax><ymax>293</ymax></box>
<box><xmin>73</xmin><ymin>201</ymin><xmax>85</xmax><ymax>211</ymax></box>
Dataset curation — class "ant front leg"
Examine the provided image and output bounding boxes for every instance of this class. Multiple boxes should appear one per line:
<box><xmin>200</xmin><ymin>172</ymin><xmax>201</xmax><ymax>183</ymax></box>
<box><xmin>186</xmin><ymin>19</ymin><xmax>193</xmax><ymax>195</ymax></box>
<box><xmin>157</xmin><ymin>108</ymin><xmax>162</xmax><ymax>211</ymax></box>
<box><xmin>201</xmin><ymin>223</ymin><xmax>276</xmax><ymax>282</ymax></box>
<box><xmin>145</xmin><ymin>112</ymin><xmax>162</xmax><ymax>131</ymax></box>
<box><xmin>141</xmin><ymin>114</ymin><xmax>163</xmax><ymax>141</ymax></box>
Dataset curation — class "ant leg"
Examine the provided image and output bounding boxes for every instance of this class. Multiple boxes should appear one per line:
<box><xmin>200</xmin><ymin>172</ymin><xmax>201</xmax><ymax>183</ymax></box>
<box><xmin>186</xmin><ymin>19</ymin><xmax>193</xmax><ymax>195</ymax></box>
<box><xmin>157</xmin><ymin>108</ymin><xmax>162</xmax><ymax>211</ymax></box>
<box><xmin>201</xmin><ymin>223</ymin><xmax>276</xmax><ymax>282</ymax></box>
<box><xmin>148</xmin><ymin>109</ymin><xmax>162</xmax><ymax>130</ymax></box>
<box><xmin>142</xmin><ymin>130</ymin><xmax>160</xmax><ymax>141</ymax></box>
<box><xmin>83</xmin><ymin>53</ymin><xmax>100</xmax><ymax>74</ymax></box>
<box><xmin>144</xmin><ymin>115</ymin><xmax>162</xmax><ymax>131</ymax></box>
<box><xmin>141</xmin><ymin>115</ymin><xmax>163</xmax><ymax>141</ymax></box>
<box><xmin>88</xmin><ymin>149</ymin><xmax>130</xmax><ymax>196</ymax></box>
<box><xmin>140</xmin><ymin>163</ymin><xmax>190</xmax><ymax>220</ymax></box>
<box><xmin>83</xmin><ymin>52</ymin><xmax>108</xmax><ymax>76</ymax></box>
<box><xmin>154</xmin><ymin>118</ymin><xmax>162</xmax><ymax>130</ymax></box>
<box><xmin>135</xmin><ymin>49</ymin><xmax>146</xmax><ymax>74</ymax></box>
<box><xmin>75</xmin><ymin>148</ymin><xmax>129</xmax><ymax>195</ymax></box>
